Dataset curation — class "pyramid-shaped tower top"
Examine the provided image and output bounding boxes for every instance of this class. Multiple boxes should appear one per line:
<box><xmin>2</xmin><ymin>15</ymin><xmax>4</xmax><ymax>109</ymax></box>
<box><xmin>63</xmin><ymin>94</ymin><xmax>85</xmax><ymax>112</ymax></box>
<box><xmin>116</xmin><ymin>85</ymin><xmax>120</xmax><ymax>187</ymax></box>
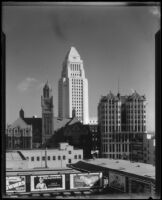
<box><xmin>44</xmin><ymin>81</ymin><xmax>49</xmax><ymax>89</ymax></box>
<box><xmin>43</xmin><ymin>81</ymin><xmax>52</xmax><ymax>90</ymax></box>
<box><xmin>64</xmin><ymin>46</ymin><xmax>81</xmax><ymax>62</ymax></box>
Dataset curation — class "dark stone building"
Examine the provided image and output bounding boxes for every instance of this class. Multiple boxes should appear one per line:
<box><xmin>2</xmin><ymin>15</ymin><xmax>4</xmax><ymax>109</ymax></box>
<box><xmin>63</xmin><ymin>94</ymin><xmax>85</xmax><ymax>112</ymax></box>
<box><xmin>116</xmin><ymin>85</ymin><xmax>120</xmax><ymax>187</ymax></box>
<box><xmin>41</xmin><ymin>81</ymin><xmax>54</xmax><ymax>145</ymax></box>
<box><xmin>47</xmin><ymin>116</ymin><xmax>92</xmax><ymax>159</ymax></box>
<box><xmin>85</xmin><ymin>124</ymin><xmax>101</xmax><ymax>158</ymax></box>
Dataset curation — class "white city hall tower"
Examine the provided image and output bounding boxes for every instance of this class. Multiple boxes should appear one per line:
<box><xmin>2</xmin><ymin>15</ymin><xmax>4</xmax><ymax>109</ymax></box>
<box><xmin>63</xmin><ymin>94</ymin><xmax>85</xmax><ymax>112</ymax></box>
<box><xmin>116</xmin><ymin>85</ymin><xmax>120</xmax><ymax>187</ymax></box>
<box><xmin>58</xmin><ymin>46</ymin><xmax>89</xmax><ymax>124</ymax></box>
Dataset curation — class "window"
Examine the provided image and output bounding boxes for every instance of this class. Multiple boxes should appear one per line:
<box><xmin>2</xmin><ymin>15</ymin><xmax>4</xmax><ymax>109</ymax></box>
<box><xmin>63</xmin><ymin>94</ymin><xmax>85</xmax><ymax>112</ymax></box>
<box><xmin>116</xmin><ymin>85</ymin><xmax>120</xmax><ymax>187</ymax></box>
<box><xmin>68</xmin><ymin>151</ymin><xmax>71</xmax><ymax>154</ymax></box>
<box><xmin>37</xmin><ymin>156</ymin><xmax>40</xmax><ymax>161</ymax></box>
<box><xmin>48</xmin><ymin>156</ymin><xmax>50</xmax><ymax>160</ymax></box>
<box><xmin>78</xmin><ymin>155</ymin><xmax>82</xmax><ymax>159</ymax></box>
<box><xmin>68</xmin><ymin>159</ymin><xmax>71</xmax><ymax>164</ymax></box>
<box><xmin>42</xmin><ymin>156</ymin><xmax>45</xmax><ymax>160</ymax></box>
<box><xmin>74</xmin><ymin>155</ymin><xmax>77</xmax><ymax>159</ymax></box>
<box><xmin>31</xmin><ymin>157</ymin><xmax>34</xmax><ymax>161</ymax></box>
<box><xmin>58</xmin><ymin>156</ymin><xmax>61</xmax><ymax>160</ymax></box>
<box><xmin>125</xmin><ymin>144</ymin><xmax>127</xmax><ymax>152</ymax></box>
<box><xmin>53</xmin><ymin>156</ymin><xmax>56</xmax><ymax>160</ymax></box>
<box><xmin>63</xmin><ymin>155</ymin><xmax>66</xmax><ymax>160</ymax></box>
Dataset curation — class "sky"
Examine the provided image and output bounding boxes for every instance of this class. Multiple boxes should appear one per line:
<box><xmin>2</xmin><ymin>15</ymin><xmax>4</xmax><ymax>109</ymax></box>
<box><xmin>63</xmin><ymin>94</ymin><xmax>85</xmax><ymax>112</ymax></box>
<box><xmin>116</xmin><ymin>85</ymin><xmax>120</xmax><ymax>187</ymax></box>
<box><xmin>2</xmin><ymin>3</ymin><xmax>160</xmax><ymax>132</ymax></box>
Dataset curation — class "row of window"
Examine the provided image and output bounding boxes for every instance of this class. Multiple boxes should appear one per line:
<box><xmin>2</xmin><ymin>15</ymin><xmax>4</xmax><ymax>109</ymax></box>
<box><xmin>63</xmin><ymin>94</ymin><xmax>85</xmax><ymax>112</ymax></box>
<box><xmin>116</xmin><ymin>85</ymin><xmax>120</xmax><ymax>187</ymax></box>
<box><xmin>70</xmin><ymin>64</ymin><xmax>81</xmax><ymax>71</ymax></box>
<box><xmin>128</xmin><ymin>119</ymin><xmax>146</xmax><ymax>122</ymax></box>
<box><xmin>102</xmin><ymin>126</ymin><xmax>121</xmax><ymax>132</ymax></box>
<box><xmin>104</xmin><ymin>111</ymin><xmax>121</xmax><ymax>114</ymax></box>
<box><xmin>72</xmin><ymin>83</ymin><xmax>83</xmax><ymax>86</ymax></box>
<box><xmin>27</xmin><ymin>154</ymin><xmax>82</xmax><ymax>162</ymax></box>
<box><xmin>127</xmin><ymin>104</ymin><xmax>145</xmax><ymax>107</ymax></box>
<box><xmin>102</xmin><ymin>143</ymin><xmax>129</xmax><ymax>153</ymax></box>
<box><xmin>71</xmin><ymin>73</ymin><xmax>81</xmax><ymax>77</ymax></box>
<box><xmin>7</xmin><ymin>128</ymin><xmax>31</xmax><ymax>134</ymax></box>
<box><xmin>102</xmin><ymin>133</ymin><xmax>143</xmax><ymax>141</ymax></box>
<box><xmin>103</xmin><ymin>154</ymin><xmax>127</xmax><ymax>159</ymax></box>
<box><xmin>102</xmin><ymin>121</ymin><xmax>121</xmax><ymax>125</ymax></box>
<box><xmin>72</xmin><ymin>81</ymin><xmax>83</xmax><ymax>84</ymax></box>
<box><xmin>72</xmin><ymin>99</ymin><xmax>83</xmax><ymax>102</ymax></box>
<box><xmin>100</xmin><ymin>105</ymin><xmax>146</xmax><ymax>109</ymax></box>
<box><xmin>72</xmin><ymin>78</ymin><xmax>82</xmax><ymax>82</ymax></box>
<box><xmin>126</xmin><ymin>115</ymin><xmax>146</xmax><ymax>118</ymax></box>
<box><xmin>101</xmin><ymin>126</ymin><xmax>146</xmax><ymax>133</ymax></box>
<box><xmin>72</xmin><ymin>91</ymin><xmax>83</xmax><ymax>94</ymax></box>
<box><xmin>127</xmin><ymin>110</ymin><xmax>146</xmax><ymax>113</ymax></box>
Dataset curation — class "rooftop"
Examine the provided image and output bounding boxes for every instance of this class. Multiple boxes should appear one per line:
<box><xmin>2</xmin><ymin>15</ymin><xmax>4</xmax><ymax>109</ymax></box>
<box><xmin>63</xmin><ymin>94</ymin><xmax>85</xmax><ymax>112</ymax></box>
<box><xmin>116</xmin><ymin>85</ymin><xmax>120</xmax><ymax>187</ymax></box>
<box><xmin>6</xmin><ymin>151</ymin><xmax>26</xmax><ymax>160</ymax></box>
<box><xmin>6</xmin><ymin>167</ymin><xmax>81</xmax><ymax>176</ymax></box>
<box><xmin>71</xmin><ymin>159</ymin><xmax>155</xmax><ymax>180</ymax></box>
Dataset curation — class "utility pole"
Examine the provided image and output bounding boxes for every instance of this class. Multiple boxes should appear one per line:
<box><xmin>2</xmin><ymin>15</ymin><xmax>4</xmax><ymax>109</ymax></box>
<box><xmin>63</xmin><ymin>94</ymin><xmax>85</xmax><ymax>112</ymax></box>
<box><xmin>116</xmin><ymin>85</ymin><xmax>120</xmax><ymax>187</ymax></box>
<box><xmin>45</xmin><ymin>137</ymin><xmax>47</xmax><ymax>168</ymax></box>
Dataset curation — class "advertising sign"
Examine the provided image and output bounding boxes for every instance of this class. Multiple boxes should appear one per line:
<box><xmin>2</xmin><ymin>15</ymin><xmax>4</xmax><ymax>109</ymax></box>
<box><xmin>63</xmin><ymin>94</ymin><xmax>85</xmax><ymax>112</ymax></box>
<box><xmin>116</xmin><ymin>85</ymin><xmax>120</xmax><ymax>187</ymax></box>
<box><xmin>6</xmin><ymin>176</ymin><xmax>26</xmax><ymax>193</ymax></box>
<box><xmin>70</xmin><ymin>173</ymin><xmax>102</xmax><ymax>189</ymax></box>
<box><xmin>30</xmin><ymin>175</ymin><xmax>65</xmax><ymax>191</ymax></box>
<box><xmin>109</xmin><ymin>172</ymin><xmax>126</xmax><ymax>192</ymax></box>
<box><xmin>131</xmin><ymin>179</ymin><xmax>151</xmax><ymax>194</ymax></box>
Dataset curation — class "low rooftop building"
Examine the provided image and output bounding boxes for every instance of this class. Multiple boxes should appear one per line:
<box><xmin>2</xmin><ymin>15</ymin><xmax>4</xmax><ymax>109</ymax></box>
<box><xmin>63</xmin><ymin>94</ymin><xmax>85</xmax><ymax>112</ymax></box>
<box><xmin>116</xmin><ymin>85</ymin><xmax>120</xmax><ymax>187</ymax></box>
<box><xmin>69</xmin><ymin>158</ymin><xmax>155</xmax><ymax>197</ymax></box>
<box><xmin>6</xmin><ymin>151</ymin><xmax>28</xmax><ymax>170</ymax></box>
<box><xmin>6</xmin><ymin>143</ymin><xmax>83</xmax><ymax>170</ymax></box>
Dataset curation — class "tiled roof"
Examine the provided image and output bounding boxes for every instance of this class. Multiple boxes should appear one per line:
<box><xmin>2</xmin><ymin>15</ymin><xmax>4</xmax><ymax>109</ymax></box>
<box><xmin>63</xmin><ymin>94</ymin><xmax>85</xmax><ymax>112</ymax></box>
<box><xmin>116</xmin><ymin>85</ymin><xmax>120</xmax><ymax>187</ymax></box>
<box><xmin>9</xmin><ymin>118</ymin><xmax>29</xmax><ymax>129</ymax></box>
<box><xmin>54</xmin><ymin>117</ymin><xmax>71</xmax><ymax>131</ymax></box>
<box><xmin>67</xmin><ymin>116</ymin><xmax>81</xmax><ymax>126</ymax></box>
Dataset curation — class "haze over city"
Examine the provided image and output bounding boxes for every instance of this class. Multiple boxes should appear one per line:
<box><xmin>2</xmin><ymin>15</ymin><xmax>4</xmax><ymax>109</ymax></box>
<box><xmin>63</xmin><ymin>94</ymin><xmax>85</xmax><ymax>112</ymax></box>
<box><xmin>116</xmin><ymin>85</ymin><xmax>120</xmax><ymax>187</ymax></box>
<box><xmin>3</xmin><ymin>3</ymin><xmax>160</xmax><ymax>132</ymax></box>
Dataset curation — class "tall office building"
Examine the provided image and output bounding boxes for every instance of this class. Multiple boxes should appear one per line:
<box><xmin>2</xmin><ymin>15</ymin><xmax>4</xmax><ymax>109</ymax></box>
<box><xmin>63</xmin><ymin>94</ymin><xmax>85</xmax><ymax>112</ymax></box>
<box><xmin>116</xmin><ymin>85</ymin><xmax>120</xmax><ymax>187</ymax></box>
<box><xmin>58</xmin><ymin>47</ymin><xmax>89</xmax><ymax>124</ymax></box>
<box><xmin>98</xmin><ymin>91</ymin><xmax>147</xmax><ymax>161</ymax></box>
<box><xmin>41</xmin><ymin>82</ymin><xmax>54</xmax><ymax>145</ymax></box>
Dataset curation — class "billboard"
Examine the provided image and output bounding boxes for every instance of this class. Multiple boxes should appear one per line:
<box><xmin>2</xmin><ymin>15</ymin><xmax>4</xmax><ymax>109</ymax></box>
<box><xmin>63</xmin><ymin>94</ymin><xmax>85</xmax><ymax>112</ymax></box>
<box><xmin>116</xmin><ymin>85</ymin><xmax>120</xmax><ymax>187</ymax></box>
<box><xmin>131</xmin><ymin>179</ymin><xmax>151</xmax><ymax>194</ymax></box>
<box><xmin>70</xmin><ymin>173</ymin><xmax>102</xmax><ymax>189</ymax></box>
<box><xmin>109</xmin><ymin>172</ymin><xmax>126</xmax><ymax>192</ymax></box>
<box><xmin>6</xmin><ymin>176</ymin><xmax>26</xmax><ymax>193</ymax></box>
<box><xmin>30</xmin><ymin>175</ymin><xmax>65</xmax><ymax>192</ymax></box>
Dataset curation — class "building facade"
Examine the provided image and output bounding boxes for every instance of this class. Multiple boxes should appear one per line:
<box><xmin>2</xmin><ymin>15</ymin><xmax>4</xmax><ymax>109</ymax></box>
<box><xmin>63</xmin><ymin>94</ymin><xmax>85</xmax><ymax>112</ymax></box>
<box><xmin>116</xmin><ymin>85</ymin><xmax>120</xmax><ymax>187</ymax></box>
<box><xmin>15</xmin><ymin>143</ymin><xmax>83</xmax><ymax>169</ymax></box>
<box><xmin>47</xmin><ymin>116</ymin><xmax>92</xmax><ymax>159</ymax></box>
<box><xmin>143</xmin><ymin>133</ymin><xmax>155</xmax><ymax>165</ymax></box>
<box><xmin>98</xmin><ymin>91</ymin><xmax>147</xmax><ymax>161</ymax></box>
<box><xmin>58</xmin><ymin>46</ymin><xmax>89</xmax><ymax>124</ymax></box>
<box><xmin>69</xmin><ymin>159</ymin><xmax>155</xmax><ymax>197</ymax></box>
<box><xmin>6</xmin><ymin>117</ymin><xmax>32</xmax><ymax>150</ymax></box>
<box><xmin>41</xmin><ymin>81</ymin><xmax>54</xmax><ymax>145</ymax></box>
<box><xmin>86</xmin><ymin>124</ymin><xmax>100</xmax><ymax>158</ymax></box>
<box><xmin>6</xmin><ymin>109</ymin><xmax>42</xmax><ymax>149</ymax></box>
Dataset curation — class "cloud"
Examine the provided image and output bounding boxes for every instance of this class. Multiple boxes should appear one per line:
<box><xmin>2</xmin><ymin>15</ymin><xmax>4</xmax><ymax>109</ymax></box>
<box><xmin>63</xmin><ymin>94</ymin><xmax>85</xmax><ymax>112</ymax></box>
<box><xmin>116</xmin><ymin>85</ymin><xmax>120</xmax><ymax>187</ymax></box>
<box><xmin>17</xmin><ymin>77</ymin><xmax>38</xmax><ymax>92</ymax></box>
